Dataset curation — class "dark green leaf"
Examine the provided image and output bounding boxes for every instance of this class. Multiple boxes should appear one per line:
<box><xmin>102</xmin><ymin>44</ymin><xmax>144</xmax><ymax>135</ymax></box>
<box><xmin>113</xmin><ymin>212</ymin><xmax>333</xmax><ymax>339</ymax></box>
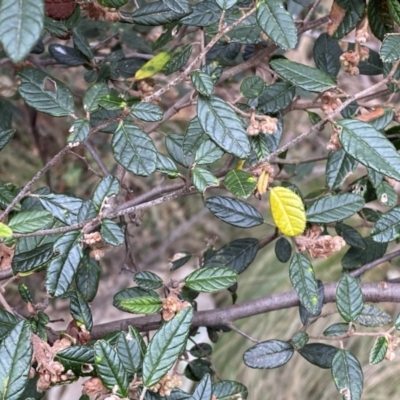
<box><xmin>331</xmin><ymin>350</ymin><xmax>363</xmax><ymax>400</ymax></box>
<box><xmin>55</xmin><ymin>346</ymin><xmax>95</xmax><ymax>377</ymax></box>
<box><xmin>156</xmin><ymin>153</ymin><xmax>179</xmax><ymax>178</ymax></box>
<box><xmin>243</xmin><ymin>340</ymin><xmax>294</xmax><ymax>369</ymax></box>
<box><xmin>167</xmin><ymin>133</ymin><xmax>194</xmax><ymax>167</ymax></box>
<box><xmin>93</xmin><ymin>175</ymin><xmax>120</xmax><ymax>212</ymax></box>
<box><xmin>195</xmin><ymin>140</ymin><xmax>224</xmax><ymax>165</ymax></box>
<box><xmin>8</xmin><ymin>210</ymin><xmax>52</xmax><ymax>234</ymax></box>
<box><xmin>212</xmin><ymin>381</ymin><xmax>248</xmax><ymax>400</ymax></box>
<box><xmin>0</xmin><ymin>321</ymin><xmax>32</xmax><ymax>400</ymax></box>
<box><xmin>101</xmin><ymin>219</ymin><xmax>125</xmax><ymax>247</ymax></box>
<box><xmin>130</xmin><ymin>102</ymin><xmax>163</xmax><ymax>122</ymax></box>
<box><xmin>0</xmin><ymin>129</ymin><xmax>14</xmax><ymax>151</ymax></box>
<box><xmin>224</xmin><ymin>170</ymin><xmax>257</xmax><ymax>199</ymax></box>
<box><xmin>215</xmin><ymin>0</ymin><xmax>237</xmax><ymax>9</ymax></box>
<box><xmin>192</xmin><ymin>167</ymin><xmax>219</xmax><ymax>193</ymax></box>
<box><xmin>70</xmin><ymin>290</ymin><xmax>93</xmax><ymax>331</ymax></box>
<box><xmin>240</xmin><ymin>76</ymin><xmax>265</xmax><ymax>99</ymax></box>
<box><xmin>163</xmin><ymin>0</ymin><xmax>191</xmax><ymax>14</ymax></box>
<box><xmin>68</xmin><ymin>119</ymin><xmax>90</xmax><ymax>143</ymax></box>
<box><xmin>354</xmin><ymin>304</ymin><xmax>392</xmax><ymax>327</ymax></box>
<box><xmin>46</xmin><ymin>231</ymin><xmax>83</xmax><ymax>297</ymax></box>
<box><xmin>371</xmin><ymin>205</ymin><xmax>400</xmax><ymax>243</ymax></box>
<box><xmin>98</xmin><ymin>94</ymin><xmax>126</xmax><ymax>110</ymax></box>
<box><xmin>369</xmin><ymin>336</ymin><xmax>388</xmax><ymax>365</ymax></box>
<box><xmin>197</xmin><ymin>96</ymin><xmax>250</xmax><ymax>158</ymax></box>
<box><xmin>83</xmin><ymin>83</ymin><xmax>109</xmax><ymax>112</ymax></box>
<box><xmin>338</xmin><ymin>119</ymin><xmax>400</xmax><ymax>181</ymax></box>
<box><xmin>0</xmin><ymin>0</ymin><xmax>44</xmax><ymax>63</ymax></box>
<box><xmin>192</xmin><ymin>373</ymin><xmax>212</xmax><ymax>400</ymax></box>
<box><xmin>368</xmin><ymin>0</ymin><xmax>393</xmax><ymax>41</ymax></box>
<box><xmin>113</xmin><ymin>287</ymin><xmax>161</xmax><ymax>314</ymax></box>
<box><xmin>72</xmin><ymin>27</ymin><xmax>93</xmax><ymax>60</ymax></box>
<box><xmin>181</xmin><ymin>0</ymin><xmax>221</xmax><ymax>27</ymax></box>
<box><xmin>39</xmin><ymin>193</ymin><xmax>83</xmax><ymax>225</ymax></box>
<box><xmin>76</xmin><ymin>253</ymin><xmax>100</xmax><ymax>302</ymax></box>
<box><xmin>270</xmin><ymin>59</ymin><xmax>336</xmax><ymax>92</ymax></box>
<box><xmin>257</xmin><ymin>81</ymin><xmax>295</xmax><ymax>113</ymax></box>
<box><xmin>342</xmin><ymin>236</ymin><xmax>387</xmax><ymax>270</ymax></box>
<box><xmin>134</xmin><ymin>271</ymin><xmax>163</xmax><ymax>290</ymax></box>
<box><xmin>18</xmin><ymin>283</ymin><xmax>33</xmax><ymax>304</ymax></box>
<box><xmin>335</xmin><ymin>222</ymin><xmax>365</xmax><ymax>249</ymax></box>
<box><xmin>185</xmin><ymin>359</ymin><xmax>214</xmax><ymax>382</ymax></box>
<box><xmin>0</xmin><ymin>309</ymin><xmax>19</xmax><ymax>340</ymax></box>
<box><xmin>130</xmin><ymin>1</ymin><xmax>191</xmax><ymax>26</ymax></box>
<box><xmin>116</xmin><ymin>332</ymin><xmax>142</xmax><ymax>374</ymax></box>
<box><xmin>375</xmin><ymin>180</ymin><xmax>397</xmax><ymax>207</ymax></box>
<box><xmin>358</xmin><ymin>47</ymin><xmax>384</xmax><ymax>76</ymax></box>
<box><xmin>275</xmin><ymin>237</ymin><xmax>292</xmax><ymax>263</ymax></box>
<box><xmin>185</xmin><ymin>267</ymin><xmax>238</xmax><ymax>293</ymax></box>
<box><xmin>48</xmin><ymin>44</ymin><xmax>87</xmax><ymax>66</ymax></box>
<box><xmin>170</xmin><ymin>252</ymin><xmax>192</xmax><ymax>271</ymax></box>
<box><xmin>290</xmin><ymin>331</ymin><xmax>309</xmax><ymax>350</ymax></box>
<box><xmin>112</xmin><ymin>123</ymin><xmax>157</xmax><ymax>176</ymax></box>
<box><xmin>183</xmin><ymin>117</ymin><xmax>208</xmax><ymax>158</ymax></box>
<box><xmin>163</xmin><ymin>44</ymin><xmax>193</xmax><ymax>75</ymax></box>
<box><xmin>256</xmin><ymin>0</ymin><xmax>297</xmax><ymax>50</ymax></box>
<box><xmin>298</xmin><ymin>343</ymin><xmax>337</xmax><ymax>369</ymax></box>
<box><xmin>143</xmin><ymin>306</ymin><xmax>193</xmax><ymax>387</ymax></box>
<box><xmin>332</xmin><ymin>0</ymin><xmax>365</xmax><ymax>40</ymax></box>
<box><xmin>98</xmin><ymin>0</ymin><xmax>128</xmax><ymax>7</ymax></box>
<box><xmin>191</xmin><ymin>70</ymin><xmax>215</xmax><ymax>96</ymax></box>
<box><xmin>206</xmin><ymin>196</ymin><xmax>264</xmax><ymax>228</ymax></box>
<box><xmin>289</xmin><ymin>253</ymin><xmax>319</xmax><ymax>314</ymax></box>
<box><xmin>12</xmin><ymin>243</ymin><xmax>54</xmax><ymax>276</ymax></box>
<box><xmin>306</xmin><ymin>193</ymin><xmax>364</xmax><ymax>223</ymax></box>
<box><xmin>94</xmin><ymin>340</ymin><xmax>129</xmax><ymax>397</ymax></box>
<box><xmin>189</xmin><ymin>343</ymin><xmax>212</xmax><ymax>358</ymax></box>
<box><xmin>313</xmin><ymin>33</ymin><xmax>342</xmax><ymax>77</ymax></box>
<box><xmin>324</xmin><ymin>323</ymin><xmax>353</xmax><ymax>337</ymax></box>
<box><xmin>336</xmin><ymin>274</ymin><xmax>364</xmax><ymax>322</ymax></box>
<box><xmin>18</xmin><ymin>68</ymin><xmax>75</xmax><ymax>117</ymax></box>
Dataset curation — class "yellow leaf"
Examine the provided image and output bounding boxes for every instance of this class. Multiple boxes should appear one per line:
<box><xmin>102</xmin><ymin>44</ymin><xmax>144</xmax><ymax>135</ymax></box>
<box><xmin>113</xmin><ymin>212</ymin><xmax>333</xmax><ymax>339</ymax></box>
<box><xmin>270</xmin><ymin>187</ymin><xmax>306</xmax><ymax>236</ymax></box>
<box><xmin>134</xmin><ymin>52</ymin><xmax>171</xmax><ymax>81</ymax></box>
<box><xmin>0</xmin><ymin>222</ymin><xmax>12</xmax><ymax>238</ymax></box>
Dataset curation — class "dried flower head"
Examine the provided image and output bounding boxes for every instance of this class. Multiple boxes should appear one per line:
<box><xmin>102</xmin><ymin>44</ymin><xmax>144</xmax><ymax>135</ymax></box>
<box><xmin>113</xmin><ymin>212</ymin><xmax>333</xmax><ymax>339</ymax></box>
<box><xmin>149</xmin><ymin>375</ymin><xmax>182</xmax><ymax>397</ymax></box>
<box><xmin>340</xmin><ymin>51</ymin><xmax>360</xmax><ymax>75</ymax></box>
<box><xmin>259</xmin><ymin>116</ymin><xmax>278</xmax><ymax>134</ymax></box>
<box><xmin>162</xmin><ymin>294</ymin><xmax>191</xmax><ymax>321</ymax></box>
<box><xmin>327</xmin><ymin>125</ymin><xmax>342</xmax><ymax>152</ymax></box>
<box><xmin>295</xmin><ymin>225</ymin><xmax>346</xmax><ymax>259</ymax></box>
<box><xmin>82</xmin><ymin>377</ymin><xmax>108</xmax><ymax>396</ymax></box>
<box><xmin>321</xmin><ymin>91</ymin><xmax>342</xmax><ymax>115</ymax></box>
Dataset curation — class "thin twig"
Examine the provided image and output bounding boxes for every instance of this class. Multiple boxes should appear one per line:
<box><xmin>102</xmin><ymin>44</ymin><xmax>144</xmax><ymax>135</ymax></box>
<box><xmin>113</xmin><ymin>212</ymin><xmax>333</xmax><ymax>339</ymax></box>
<box><xmin>227</xmin><ymin>322</ymin><xmax>260</xmax><ymax>343</ymax></box>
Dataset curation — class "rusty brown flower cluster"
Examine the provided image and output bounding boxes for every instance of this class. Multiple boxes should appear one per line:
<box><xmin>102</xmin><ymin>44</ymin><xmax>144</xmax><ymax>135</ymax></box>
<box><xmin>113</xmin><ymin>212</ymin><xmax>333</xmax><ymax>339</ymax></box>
<box><xmin>162</xmin><ymin>294</ymin><xmax>191</xmax><ymax>321</ymax></box>
<box><xmin>246</xmin><ymin>109</ymin><xmax>278</xmax><ymax>136</ymax></box>
<box><xmin>149</xmin><ymin>374</ymin><xmax>182</xmax><ymax>397</ymax></box>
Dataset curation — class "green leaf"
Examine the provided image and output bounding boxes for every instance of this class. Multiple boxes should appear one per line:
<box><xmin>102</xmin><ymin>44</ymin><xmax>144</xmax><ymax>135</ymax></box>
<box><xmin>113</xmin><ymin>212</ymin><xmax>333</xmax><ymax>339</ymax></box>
<box><xmin>192</xmin><ymin>373</ymin><xmax>212</xmax><ymax>400</ymax></box>
<box><xmin>381</xmin><ymin>34</ymin><xmax>400</xmax><ymax>63</ymax></box>
<box><xmin>8</xmin><ymin>210</ymin><xmax>52</xmax><ymax>234</ymax></box>
<box><xmin>388</xmin><ymin>0</ymin><xmax>400</xmax><ymax>29</ymax></box>
<box><xmin>224</xmin><ymin>170</ymin><xmax>257</xmax><ymax>198</ymax></box>
<box><xmin>183</xmin><ymin>117</ymin><xmax>208</xmax><ymax>158</ymax></box>
<box><xmin>256</xmin><ymin>0</ymin><xmax>297</xmax><ymax>50</ymax></box>
<box><xmin>134</xmin><ymin>271</ymin><xmax>163</xmax><ymax>290</ymax></box>
<box><xmin>70</xmin><ymin>290</ymin><xmax>93</xmax><ymax>331</ymax></box>
<box><xmin>55</xmin><ymin>346</ymin><xmax>95</xmax><ymax>377</ymax></box>
<box><xmin>204</xmin><ymin>238</ymin><xmax>259</xmax><ymax>274</ymax></box>
<box><xmin>39</xmin><ymin>194</ymin><xmax>83</xmax><ymax>225</ymax></box>
<box><xmin>299</xmin><ymin>280</ymin><xmax>324</xmax><ymax>325</ymax></box>
<box><xmin>83</xmin><ymin>83</ymin><xmax>109</xmax><ymax>112</ymax></box>
<box><xmin>215</xmin><ymin>0</ymin><xmax>237</xmax><ymax>10</ymax></box>
<box><xmin>206</xmin><ymin>196</ymin><xmax>264</xmax><ymax>228</ymax></box>
<box><xmin>335</xmin><ymin>223</ymin><xmax>365</xmax><ymax>249</ymax></box>
<box><xmin>163</xmin><ymin>44</ymin><xmax>193</xmax><ymax>76</ymax></box>
<box><xmin>369</xmin><ymin>336</ymin><xmax>388</xmax><ymax>365</ymax></box>
<box><xmin>270</xmin><ymin>59</ymin><xmax>336</xmax><ymax>93</ymax></box>
<box><xmin>163</xmin><ymin>0</ymin><xmax>191</xmax><ymax>13</ymax></box>
<box><xmin>156</xmin><ymin>153</ymin><xmax>179</xmax><ymax>178</ymax></box>
<box><xmin>18</xmin><ymin>68</ymin><xmax>74</xmax><ymax>117</ymax></box>
<box><xmin>98</xmin><ymin>94</ymin><xmax>127</xmax><ymax>110</ymax></box>
<box><xmin>68</xmin><ymin>119</ymin><xmax>90</xmax><ymax>143</ymax></box>
<box><xmin>332</xmin><ymin>0</ymin><xmax>365</xmax><ymax>40</ymax></box>
<box><xmin>48</xmin><ymin>44</ymin><xmax>87</xmax><ymax>66</ymax></box>
<box><xmin>98</xmin><ymin>0</ymin><xmax>128</xmax><ymax>7</ymax></box>
<box><xmin>0</xmin><ymin>222</ymin><xmax>13</xmax><ymax>238</ymax></box>
<box><xmin>298</xmin><ymin>343</ymin><xmax>337</xmax><ymax>369</ymax></box>
<box><xmin>395</xmin><ymin>312</ymin><xmax>400</xmax><ymax>330</ymax></box>
<box><xmin>289</xmin><ymin>253</ymin><xmax>319</xmax><ymax>314</ymax></box>
<box><xmin>192</xmin><ymin>168</ymin><xmax>219</xmax><ymax>193</ymax></box>
<box><xmin>167</xmin><ymin>133</ymin><xmax>194</xmax><ymax>167</ymax></box>
<box><xmin>240</xmin><ymin>76</ymin><xmax>265</xmax><ymax>99</ymax></box>
<box><xmin>358</xmin><ymin>48</ymin><xmax>384</xmax><ymax>75</ymax></box>
<box><xmin>130</xmin><ymin>102</ymin><xmax>163</xmax><ymax>122</ymax></box>
<box><xmin>130</xmin><ymin>1</ymin><xmax>191</xmax><ymax>25</ymax></box>
<box><xmin>112</xmin><ymin>123</ymin><xmax>157</xmax><ymax>176</ymax></box>
<box><xmin>354</xmin><ymin>304</ymin><xmax>392</xmax><ymax>327</ymax></box>
<box><xmin>101</xmin><ymin>219</ymin><xmax>124</xmax><ymax>247</ymax></box>
<box><xmin>290</xmin><ymin>331</ymin><xmax>309</xmax><ymax>350</ymax></box>
<box><xmin>0</xmin><ymin>129</ymin><xmax>14</xmax><ymax>151</ymax></box>
<box><xmin>0</xmin><ymin>309</ymin><xmax>19</xmax><ymax>341</ymax></box>
<box><xmin>0</xmin><ymin>0</ymin><xmax>44</xmax><ymax>63</ymax></box>
<box><xmin>191</xmin><ymin>70</ymin><xmax>215</xmax><ymax>96</ymax></box>
<box><xmin>94</xmin><ymin>340</ymin><xmax>129</xmax><ymax>397</ymax></box>
<box><xmin>342</xmin><ymin>237</ymin><xmax>387</xmax><ymax>270</ymax></box>
<box><xmin>189</xmin><ymin>343</ymin><xmax>213</xmax><ymax>358</ymax></box>
<box><xmin>371</xmin><ymin>205</ymin><xmax>400</xmax><ymax>242</ymax></box>
<box><xmin>185</xmin><ymin>358</ymin><xmax>214</xmax><ymax>382</ymax></box>
<box><xmin>76</xmin><ymin>253</ymin><xmax>100</xmax><ymax>302</ymax></box>
<box><xmin>195</xmin><ymin>140</ymin><xmax>224</xmax><ymax>165</ymax></box>
<box><xmin>368</xmin><ymin>0</ymin><xmax>393</xmax><ymax>41</ymax></box>
<box><xmin>337</xmin><ymin>119</ymin><xmax>400</xmax><ymax>181</ymax></box>
<box><xmin>332</xmin><ymin>350</ymin><xmax>363</xmax><ymax>400</ymax></box>
<box><xmin>12</xmin><ymin>243</ymin><xmax>54</xmax><ymax>276</ymax></box>
<box><xmin>72</xmin><ymin>27</ymin><xmax>93</xmax><ymax>60</ymax></box>
<box><xmin>93</xmin><ymin>175</ymin><xmax>120</xmax><ymax>211</ymax></box>
<box><xmin>243</xmin><ymin>340</ymin><xmax>294</xmax><ymax>369</ymax></box>
<box><xmin>275</xmin><ymin>237</ymin><xmax>292</xmax><ymax>263</ymax></box>
<box><xmin>181</xmin><ymin>0</ymin><xmax>221</xmax><ymax>27</ymax></box>
<box><xmin>212</xmin><ymin>381</ymin><xmax>248</xmax><ymax>400</ymax></box>
<box><xmin>257</xmin><ymin>81</ymin><xmax>295</xmax><ymax>113</ymax></box>
<box><xmin>115</xmin><ymin>296</ymin><xmax>163</xmax><ymax>315</ymax></box>
<box><xmin>375</xmin><ymin>180</ymin><xmax>397</xmax><ymax>207</ymax></box>
<box><xmin>336</xmin><ymin>274</ymin><xmax>364</xmax><ymax>322</ymax></box>
<box><xmin>46</xmin><ymin>231</ymin><xmax>83</xmax><ymax>297</ymax></box>
<box><xmin>185</xmin><ymin>267</ymin><xmax>238</xmax><ymax>293</ymax></box>
<box><xmin>313</xmin><ymin>33</ymin><xmax>342</xmax><ymax>77</ymax></box>
<box><xmin>197</xmin><ymin>96</ymin><xmax>250</xmax><ymax>159</ymax></box>
<box><xmin>143</xmin><ymin>306</ymin><xmax>193</xmax><ymax>387</ymax></box>
<box><xmin>115</xmin><ymin>332</ymin><xmax>142</xmax><ymax>374</ymax></box>
<box><xmin>324</xmin><ymin>323</ymin><xmax>354</xmax><ymax>337</ymax></box>
<box><xmin>306</xmin><ymin>193</ymin><xmax>364</xmax><ymax>223</ymax></box>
